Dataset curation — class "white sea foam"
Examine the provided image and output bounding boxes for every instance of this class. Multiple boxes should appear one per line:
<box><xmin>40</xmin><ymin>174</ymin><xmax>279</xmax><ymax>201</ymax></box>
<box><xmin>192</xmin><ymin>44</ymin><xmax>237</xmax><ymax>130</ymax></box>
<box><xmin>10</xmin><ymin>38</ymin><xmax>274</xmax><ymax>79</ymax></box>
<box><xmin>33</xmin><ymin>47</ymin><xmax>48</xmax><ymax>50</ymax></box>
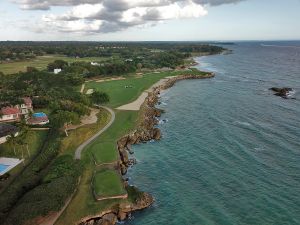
<box><xmin>286</xmin><ymin>90</ymin><xmax>296</xmax><ymax>98</ymax></box>
<box><xmin>261</xmin><ymin>44</ymin><xmax>300</xmax><ymax>49</ymax></box>
<box><xmin>254</xmin><ymin>147</ymin><xmax>265</xmax><ymax>152</ymax></box>
<box><xmin>234</xmin><ymin>121</ymin><xmax>251</xmax><ymax>126</ymax></box>
<box><xmin>158</xmin><ymin>119</ymin><xmax>168</xmax><ymax>124</ymax></box>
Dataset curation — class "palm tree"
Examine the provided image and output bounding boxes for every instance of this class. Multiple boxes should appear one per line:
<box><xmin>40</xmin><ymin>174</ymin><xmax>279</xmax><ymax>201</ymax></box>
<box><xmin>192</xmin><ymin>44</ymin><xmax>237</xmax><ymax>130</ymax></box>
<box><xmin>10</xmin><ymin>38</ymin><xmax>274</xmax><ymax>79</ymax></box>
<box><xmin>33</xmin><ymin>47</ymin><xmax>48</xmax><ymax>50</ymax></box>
<box><xmin>6</xmin><ymin>134</ymin><xmax>18</xmax><ymax>156</ymax></box>
<box><xmin>18</xmin><ymin>124</ymin><xmax>31</xmax><ymax>158</ymax></box>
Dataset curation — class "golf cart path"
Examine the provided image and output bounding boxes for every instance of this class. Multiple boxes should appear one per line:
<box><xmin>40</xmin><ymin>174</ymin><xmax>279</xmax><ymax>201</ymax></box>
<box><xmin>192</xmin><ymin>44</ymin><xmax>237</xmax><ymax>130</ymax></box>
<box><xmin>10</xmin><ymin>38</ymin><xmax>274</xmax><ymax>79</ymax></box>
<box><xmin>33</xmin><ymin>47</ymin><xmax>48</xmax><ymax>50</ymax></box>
<box><xmin>74</xmin><ymin>106</ymin><xmax>115</xmax><ymax>160</ymax></box>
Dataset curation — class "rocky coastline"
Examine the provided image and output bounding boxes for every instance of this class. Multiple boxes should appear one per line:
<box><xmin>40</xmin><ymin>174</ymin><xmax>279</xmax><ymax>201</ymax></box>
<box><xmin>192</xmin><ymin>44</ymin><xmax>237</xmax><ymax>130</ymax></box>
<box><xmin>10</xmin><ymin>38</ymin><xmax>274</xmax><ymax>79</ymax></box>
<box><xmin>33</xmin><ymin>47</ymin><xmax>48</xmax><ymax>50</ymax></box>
<box><xmin>80</xmin><ymin>72</ymin><xmax>215</xmax><ymax>225</ymax></box>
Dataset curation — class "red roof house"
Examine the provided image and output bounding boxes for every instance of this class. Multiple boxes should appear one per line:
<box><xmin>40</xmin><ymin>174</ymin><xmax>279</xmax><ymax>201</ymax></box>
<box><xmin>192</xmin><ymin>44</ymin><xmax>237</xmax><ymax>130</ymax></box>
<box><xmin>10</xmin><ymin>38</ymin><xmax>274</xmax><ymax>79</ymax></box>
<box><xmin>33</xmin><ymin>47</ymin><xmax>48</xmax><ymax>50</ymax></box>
<box><xmin>0</xmin><ymin>107</ymin><xmax>21</xmax><ymax>123</ymax></box>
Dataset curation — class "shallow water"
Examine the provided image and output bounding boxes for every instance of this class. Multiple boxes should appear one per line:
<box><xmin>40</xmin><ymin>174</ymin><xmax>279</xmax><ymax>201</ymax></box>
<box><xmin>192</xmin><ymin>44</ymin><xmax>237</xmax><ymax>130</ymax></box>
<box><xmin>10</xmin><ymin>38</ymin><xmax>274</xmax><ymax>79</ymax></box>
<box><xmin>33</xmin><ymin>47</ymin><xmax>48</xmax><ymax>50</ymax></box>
<box><xmin>124</xmin><ymin>42</ymin><xmax>300</xmax><ymax>225</ymax></box>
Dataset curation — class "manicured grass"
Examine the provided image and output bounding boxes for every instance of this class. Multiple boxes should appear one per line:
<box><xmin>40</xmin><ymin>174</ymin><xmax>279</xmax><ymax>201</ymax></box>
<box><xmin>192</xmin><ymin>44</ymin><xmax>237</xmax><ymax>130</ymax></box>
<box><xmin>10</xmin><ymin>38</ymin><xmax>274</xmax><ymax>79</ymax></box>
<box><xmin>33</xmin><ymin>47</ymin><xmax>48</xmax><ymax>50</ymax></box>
<box><xmin>0</xmin><ymin>55</ymin><xmax>108</xmax><ymax>74</ymax></box>
<box><xmin>93</xmin><ymin>169</ymin><xmax>126</xmax><ymax>198</ymax></box>
<box><xmin>85</xmin><ymin>73</ymin><xmax>168</xmax><ymax>108</ymax></box>
<box><xmin>85</xmin><ymin>70</ymin><xmax>208</xmax><ymax>108</ymax></box>
<box><xmin>90</xmin><ymin>110</ymin><xmax>138</xmax><ymax>164</ymax></box>
<box><xmin>91</xmin><ymin>142</ymin><xmax>118</xmax><ymax>165</ymax></box>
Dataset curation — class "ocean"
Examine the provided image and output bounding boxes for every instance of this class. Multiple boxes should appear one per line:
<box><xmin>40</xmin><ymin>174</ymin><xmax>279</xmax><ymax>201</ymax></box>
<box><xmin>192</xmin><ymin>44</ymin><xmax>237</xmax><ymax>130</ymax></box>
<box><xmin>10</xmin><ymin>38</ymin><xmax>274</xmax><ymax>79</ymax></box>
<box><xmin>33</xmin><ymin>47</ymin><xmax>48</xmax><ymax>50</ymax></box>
<box><xmin>124</xmin><ymin>41</ymin><xmax>300</xmax><ymax>225</ymax></box>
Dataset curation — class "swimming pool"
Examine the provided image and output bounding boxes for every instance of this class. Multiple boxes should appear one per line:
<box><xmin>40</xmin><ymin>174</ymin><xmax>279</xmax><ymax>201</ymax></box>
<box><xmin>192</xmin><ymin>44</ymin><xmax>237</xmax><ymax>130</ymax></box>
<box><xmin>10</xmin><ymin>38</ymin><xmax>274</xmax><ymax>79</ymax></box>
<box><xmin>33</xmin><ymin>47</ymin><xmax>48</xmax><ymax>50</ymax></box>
<box><xmin>33</xmin><ymin>112</ymin><xmax>47</xmax><ymax>118</ymax></box>
<box><xmin>0</xmin><ymin>164</ymin><xmax>9</xmax><ymax>173</ymax></box>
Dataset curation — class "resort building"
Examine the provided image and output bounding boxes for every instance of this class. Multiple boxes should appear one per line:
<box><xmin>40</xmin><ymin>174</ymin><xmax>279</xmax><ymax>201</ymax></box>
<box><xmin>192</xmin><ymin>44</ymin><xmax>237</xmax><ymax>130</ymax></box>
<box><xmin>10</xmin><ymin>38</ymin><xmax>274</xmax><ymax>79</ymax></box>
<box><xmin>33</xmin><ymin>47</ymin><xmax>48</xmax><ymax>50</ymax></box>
<box><xmin>0</xmin><ymin>107</ymin><xmax>21</xmax><ymax>123</ymax></box>
<box><xmin>0</xmin><ymin>97</ymin><xmax>33</xmax><ymax>123</ymax></box>
<box><xmin>0</xmin><ymin>124</ymin><xmax>19</xmax><ymax>144</ymax></box>
<box><xmin>20</xmin><ymin>97</ymin><xmax>33</xmax><ymax>115</ymax></box>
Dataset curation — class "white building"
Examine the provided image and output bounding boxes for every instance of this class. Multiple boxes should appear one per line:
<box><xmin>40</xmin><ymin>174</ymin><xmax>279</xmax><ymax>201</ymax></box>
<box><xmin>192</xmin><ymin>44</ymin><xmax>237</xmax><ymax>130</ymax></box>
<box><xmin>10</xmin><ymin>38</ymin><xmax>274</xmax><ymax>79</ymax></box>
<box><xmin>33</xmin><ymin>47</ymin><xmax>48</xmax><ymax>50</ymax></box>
<box><xmin>54</xmin><ymin>68</ymin><xmax>62</xmax><ymax>74</ymax></box>
<box><xmin>0</xmin><ymin>97</ymin><xmax>33</xmax><ymax>123</ymax></box>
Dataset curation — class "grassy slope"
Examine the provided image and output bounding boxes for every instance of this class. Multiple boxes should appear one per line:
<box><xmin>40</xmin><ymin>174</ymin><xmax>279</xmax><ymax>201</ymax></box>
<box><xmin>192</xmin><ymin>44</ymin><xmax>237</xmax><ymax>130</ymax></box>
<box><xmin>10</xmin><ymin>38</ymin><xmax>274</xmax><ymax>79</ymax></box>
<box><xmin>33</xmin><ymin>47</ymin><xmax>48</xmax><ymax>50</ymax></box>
<box><xmin>0</xmin><ymin>130</ymin><xmax>48</xmax><ymax>192</ymax></box>
<box><xmin>0</xmin><ymin>55</ymin><xmax>108</xmax><ymax>74</ymax></box>
<box><xmin>91</xmin><ymin>142</ymin><xmax>117</xmax><ymax>165</ymax></box>
<box><xmin>59</xmin><ymin>108</ymin><xmax>111</xmax><ymax>156</ymax></box>
<box><xmin>56</xmin><ymin>110</ymin><xmax>138</xmax><ymax>225</ymax></box>
<box><xmin>93</xmin><ymin>169</ymin><xmax>126</xmax><ymax>198</ymax></box>
<box><xmin>0</xmin><ymin>130</ymin><xmax>48</xmax><ymax>159</ymax></box>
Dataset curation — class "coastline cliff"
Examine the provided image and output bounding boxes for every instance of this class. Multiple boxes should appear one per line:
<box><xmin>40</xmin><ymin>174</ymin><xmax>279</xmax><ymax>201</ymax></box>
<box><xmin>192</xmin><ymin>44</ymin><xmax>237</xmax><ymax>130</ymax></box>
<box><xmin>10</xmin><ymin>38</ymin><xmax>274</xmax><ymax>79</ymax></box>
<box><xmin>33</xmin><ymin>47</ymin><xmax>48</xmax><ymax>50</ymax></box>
<box><xmin>79</xmin><ymin>72</ymin><xmax>215</xmax><ymax>225</ymax></box>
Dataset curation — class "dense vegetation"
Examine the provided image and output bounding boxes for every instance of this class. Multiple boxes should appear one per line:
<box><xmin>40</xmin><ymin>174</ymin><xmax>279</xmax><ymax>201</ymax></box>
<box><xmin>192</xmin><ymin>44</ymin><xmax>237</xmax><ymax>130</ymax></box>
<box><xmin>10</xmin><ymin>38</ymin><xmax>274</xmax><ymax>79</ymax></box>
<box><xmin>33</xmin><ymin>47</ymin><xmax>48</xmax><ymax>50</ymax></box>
<box><xmin>0</xmin><ymin>131</ymin><xmax>59</xmax><ymax>222</ymax></box>
<box><xmin>0</xmin><ymin>41</ymin><xmax>225</xmax><ymax>60</ymax></box>
<box><xmin>0</xmin><ymin>41</ymin><xmax>225</xmax><ymax>76</ymax></box>
<box><xmin>0</xmin><ymin>69</ymin><xmax>92</xmax><ymax>127</ymax></box>
<box><xmin>0</xmin><ymin>64</ymin><xmax>101</xmax><ymax>224</ymax></box>
<box><xmin>4</xmin><ymin>155</ymin><xmax>81</xmax><ymax>225</ymax></box>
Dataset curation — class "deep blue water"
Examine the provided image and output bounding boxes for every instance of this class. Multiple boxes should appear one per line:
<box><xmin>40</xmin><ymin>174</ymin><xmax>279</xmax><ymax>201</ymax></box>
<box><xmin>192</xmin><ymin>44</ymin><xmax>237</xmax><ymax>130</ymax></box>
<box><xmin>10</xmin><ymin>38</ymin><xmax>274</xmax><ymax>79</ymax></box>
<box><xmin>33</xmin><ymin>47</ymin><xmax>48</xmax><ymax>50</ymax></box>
<box><xmin>124</xmin><ymin>42</ymin><xmax>300</xmax><ymax>225</ymax></box>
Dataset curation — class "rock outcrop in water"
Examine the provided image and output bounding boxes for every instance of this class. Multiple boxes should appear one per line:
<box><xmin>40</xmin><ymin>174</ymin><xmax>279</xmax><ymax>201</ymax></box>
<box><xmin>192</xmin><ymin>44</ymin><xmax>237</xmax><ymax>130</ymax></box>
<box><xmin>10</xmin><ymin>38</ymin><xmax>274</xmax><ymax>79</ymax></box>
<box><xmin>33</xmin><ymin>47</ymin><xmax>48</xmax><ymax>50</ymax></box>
<box><xmin>270</xmin><ymin>87</ymin><xmax>294</xmax><ymax>99</ymax></box>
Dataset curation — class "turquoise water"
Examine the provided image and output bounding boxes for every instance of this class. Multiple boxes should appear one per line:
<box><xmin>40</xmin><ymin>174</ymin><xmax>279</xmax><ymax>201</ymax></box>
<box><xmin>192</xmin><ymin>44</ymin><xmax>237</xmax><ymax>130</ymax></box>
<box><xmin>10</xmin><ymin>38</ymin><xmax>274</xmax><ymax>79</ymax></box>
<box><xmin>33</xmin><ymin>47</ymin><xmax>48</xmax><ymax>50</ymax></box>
<box><xmin>33</xmin><ymin>112</ymin><xmax>47</xmax><ymax>118</ymax></box>
<box><xmin>124</xmin><ymin>42</ymin><xmax>300</xmax><ymax>225</ymax></box>
<box><xmin>0</xmin><ymin>164</ymin><xmax>9</xmax><ymax>173</ymax></box>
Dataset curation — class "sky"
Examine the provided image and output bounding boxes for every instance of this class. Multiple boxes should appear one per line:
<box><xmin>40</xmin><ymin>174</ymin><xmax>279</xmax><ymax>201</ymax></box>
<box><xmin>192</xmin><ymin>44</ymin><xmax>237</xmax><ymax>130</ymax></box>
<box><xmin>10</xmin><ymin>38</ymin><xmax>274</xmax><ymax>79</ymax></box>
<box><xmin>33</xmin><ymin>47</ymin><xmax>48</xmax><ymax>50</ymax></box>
<box><xmin>0</xmin><ymin>0</ymin><xmax>299</xmax><ymax>41</ymax></box>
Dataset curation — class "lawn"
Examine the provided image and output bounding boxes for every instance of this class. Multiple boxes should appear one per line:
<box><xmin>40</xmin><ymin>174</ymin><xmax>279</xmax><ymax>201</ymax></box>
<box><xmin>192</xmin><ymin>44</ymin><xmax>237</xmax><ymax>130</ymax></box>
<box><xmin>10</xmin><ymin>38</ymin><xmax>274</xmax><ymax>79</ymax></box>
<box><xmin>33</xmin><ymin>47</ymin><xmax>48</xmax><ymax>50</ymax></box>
<box><xmin>85</xmin><ymin>73</ymin><xmax>169</xmax><ymax>107</ymax></box>
<box><xmin>90</xmin><ymin>110</ymin><xmax>138</xmax><ymax>165</ymax></box>
<box><xmin>0</xmin><ymin>55</ymin><xmax>108</xmax><ymax>74</ymax></box>
<box><xmin>85</xmin><ymin>69</ymin><xmax>207</xmax><ymax>108</ymax></box>
<box><xmin>0</xmin><ymin>130</ymin><xmax>48</xmax><ymax>193</ymax></box>
<box><xmin>91</xmin><ymin>142</ymin><xmax>117</xmax><ymax>165</ymax></box>
<box><xmin>0</xmin><ymin>130</ymin><xmax>48</xmax><ymax>161</ymax></box>
<box><xmin>93</xmin><ymin>169</ymin><xmax>126</xmax><ymax>199</ymax></box>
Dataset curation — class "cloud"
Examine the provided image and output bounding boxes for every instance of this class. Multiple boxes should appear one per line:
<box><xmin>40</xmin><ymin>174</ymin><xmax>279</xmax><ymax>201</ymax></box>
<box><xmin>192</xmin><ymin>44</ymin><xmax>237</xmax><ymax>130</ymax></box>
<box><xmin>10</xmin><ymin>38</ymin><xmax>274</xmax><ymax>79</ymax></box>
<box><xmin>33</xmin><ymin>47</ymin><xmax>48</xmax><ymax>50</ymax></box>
<box><xmin>13</xmin><ymin>0</ymin><xmax>245</xmax><ymax>10</ymax></box>
<box><xmin>13</xmin><ymin>0</ymin><xmax>100</xmax><ymax>10</ymax></box>
<box><xmin>13</xmin><ymin>0</ymin><xmax>245</xmax><ymax>34</ymax></box>
<box><xmin>193</xmin><ymin>0</ymin><xmax>245</xmax><ymax>6</ymax></box>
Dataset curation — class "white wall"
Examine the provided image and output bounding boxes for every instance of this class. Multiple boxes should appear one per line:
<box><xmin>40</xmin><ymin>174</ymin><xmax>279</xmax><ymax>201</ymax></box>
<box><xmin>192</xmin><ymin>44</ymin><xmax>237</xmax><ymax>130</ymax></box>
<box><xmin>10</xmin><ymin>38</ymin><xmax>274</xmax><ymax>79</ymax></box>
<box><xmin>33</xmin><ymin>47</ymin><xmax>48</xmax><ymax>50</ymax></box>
<box><xmin>0</xmin><ymin>114</ymin><xmax>15</xmax><ymax>122</ymax></box>
<box><xmin>0</xmin><ymin>136</ymin><xmax>8</xmax><ymax>144</ymax></box>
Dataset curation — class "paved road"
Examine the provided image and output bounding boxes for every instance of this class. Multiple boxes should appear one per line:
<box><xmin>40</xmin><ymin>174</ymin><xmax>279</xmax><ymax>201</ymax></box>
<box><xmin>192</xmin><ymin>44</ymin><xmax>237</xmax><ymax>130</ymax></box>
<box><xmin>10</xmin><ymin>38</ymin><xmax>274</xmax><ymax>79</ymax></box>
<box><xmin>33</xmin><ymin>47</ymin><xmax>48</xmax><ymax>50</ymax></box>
<box><xmin>74</xmin><ymin>106</ymin><xmax>115</xmax><ymax>160</ymax></box>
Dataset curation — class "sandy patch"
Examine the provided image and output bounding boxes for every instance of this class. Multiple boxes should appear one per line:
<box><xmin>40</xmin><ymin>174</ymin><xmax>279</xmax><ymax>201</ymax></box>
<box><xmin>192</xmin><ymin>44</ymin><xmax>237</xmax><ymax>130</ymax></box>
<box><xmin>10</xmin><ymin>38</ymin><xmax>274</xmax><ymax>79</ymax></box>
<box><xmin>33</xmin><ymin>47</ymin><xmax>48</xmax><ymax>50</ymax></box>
<box><xmin>67</xmin><ymin>108</ymin><xmax>99</xmax><ymax>130</ymax></box>
<box><xmin>95</xmin><ymin>77</ymin><xmax>125</xmax><ymax>83</ymax></box>
<box><xmin>116</xmin><ymin>92</ymin><xmax>149</xmax><ymax>111</ymax></box>
<box><xmin>86</xmin><ymin>89</ymin><xmax>94</xmax><ymax>95</ymax></box>
<box><xmin>116</xmin><ymin>77</ymin><xmax>174</xmax><ymax>111</ymax></box>
<box><xmin>80</xmin><ymin>84</ymin><xmax>85</xmax><ymax>93</ymax></box>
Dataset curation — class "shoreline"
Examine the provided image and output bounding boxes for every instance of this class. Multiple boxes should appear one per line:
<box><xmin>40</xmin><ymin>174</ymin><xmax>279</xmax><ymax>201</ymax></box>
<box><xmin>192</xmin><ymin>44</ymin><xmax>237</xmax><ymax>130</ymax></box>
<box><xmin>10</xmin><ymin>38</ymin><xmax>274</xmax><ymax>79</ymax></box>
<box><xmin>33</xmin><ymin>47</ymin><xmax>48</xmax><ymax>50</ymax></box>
<box><xmin>79</xmin><ymin>71</ymin><xmax>215</xmax><ymax>225</ymax></box>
